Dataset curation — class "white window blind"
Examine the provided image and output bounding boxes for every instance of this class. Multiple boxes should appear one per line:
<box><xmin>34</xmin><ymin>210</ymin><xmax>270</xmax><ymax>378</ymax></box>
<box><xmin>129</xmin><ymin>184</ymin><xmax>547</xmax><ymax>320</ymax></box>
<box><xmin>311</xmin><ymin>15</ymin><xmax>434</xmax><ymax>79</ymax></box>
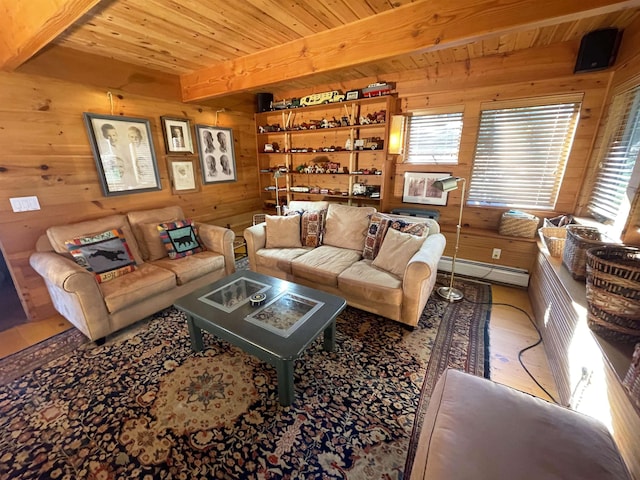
<box><xmin>587</xmin><ymin>84</ymin><xmax>640</xmax><ymax>223</ymax></box>
<box><xmin>405</xmin><ymin>112</ymin><xmax>463</xmax><ymax>164</ymax></box>
<box><xmin>467</xmin><ymin>101</ymin><xmax>581</xmax><ymax>209</ymax></box>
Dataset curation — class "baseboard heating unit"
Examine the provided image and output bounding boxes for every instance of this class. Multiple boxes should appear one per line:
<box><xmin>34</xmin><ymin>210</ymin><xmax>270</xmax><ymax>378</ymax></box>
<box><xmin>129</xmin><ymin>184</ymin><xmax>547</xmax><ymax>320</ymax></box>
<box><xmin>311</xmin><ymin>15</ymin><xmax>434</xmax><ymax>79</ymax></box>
<box><xmin>437</xmin><ymin>256</ymin><xmax>530</xmax><ymax>287</ymax></box>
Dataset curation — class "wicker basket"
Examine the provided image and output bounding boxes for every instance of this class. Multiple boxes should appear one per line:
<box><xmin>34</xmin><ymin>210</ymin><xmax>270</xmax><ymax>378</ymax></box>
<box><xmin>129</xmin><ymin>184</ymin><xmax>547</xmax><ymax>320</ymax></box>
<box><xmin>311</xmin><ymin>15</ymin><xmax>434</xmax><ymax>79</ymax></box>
<box><xmin>623</xmin><ymin>343</ymin><xmax>640</xmax><ymax>412</ymax></box>
<box><xmin>499</xmin><ymin>211</ymin><xmax>539</xmax><ymax>238</ymax></box>
<box><xmin>539</xmin><ymin>226</ymin><xmax>567</xmax><ymax>257</ymax></box>
<box><xmin>586</xmin><ymin>246</ymin><xmax>640</xmax><ymax>343</ymax></box>
<box><xmin>562</xmin><ymin>225</ymin><xmax>608</xmax><ymax>281</ymax></box>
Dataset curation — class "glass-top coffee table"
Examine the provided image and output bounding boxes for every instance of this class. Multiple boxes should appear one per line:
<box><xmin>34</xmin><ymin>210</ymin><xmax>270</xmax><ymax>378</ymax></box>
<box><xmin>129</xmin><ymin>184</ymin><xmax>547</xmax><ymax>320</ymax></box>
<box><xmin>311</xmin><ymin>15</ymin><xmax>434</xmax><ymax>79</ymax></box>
<box><xmin>173</xmin><ymin>270</ymin><xmax>347</xmax><ymax>406</ymax></box>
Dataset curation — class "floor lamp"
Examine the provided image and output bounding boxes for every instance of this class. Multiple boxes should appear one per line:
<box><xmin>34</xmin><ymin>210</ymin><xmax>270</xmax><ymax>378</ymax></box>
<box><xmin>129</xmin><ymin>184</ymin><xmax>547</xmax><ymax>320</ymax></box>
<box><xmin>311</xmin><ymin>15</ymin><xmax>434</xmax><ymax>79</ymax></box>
<box><xmin>433</xmin><ymin>176</ymin><xmax>466</xmax><ymax>302</ymax></box>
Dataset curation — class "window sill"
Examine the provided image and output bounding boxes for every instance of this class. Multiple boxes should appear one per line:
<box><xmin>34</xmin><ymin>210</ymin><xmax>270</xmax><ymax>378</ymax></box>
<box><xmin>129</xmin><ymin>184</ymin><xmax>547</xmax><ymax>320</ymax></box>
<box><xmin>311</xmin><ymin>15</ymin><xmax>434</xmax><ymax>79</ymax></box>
<box><xmin>536</xmin><ymin>238</ymin><xmax>635</xmax><ymax>382</ymax></box>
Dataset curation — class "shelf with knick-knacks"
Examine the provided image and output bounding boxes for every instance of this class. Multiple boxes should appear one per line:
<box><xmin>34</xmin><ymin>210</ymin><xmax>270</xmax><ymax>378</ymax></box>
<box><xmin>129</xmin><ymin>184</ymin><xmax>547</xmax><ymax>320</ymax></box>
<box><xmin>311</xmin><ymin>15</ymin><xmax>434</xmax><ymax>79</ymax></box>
<box><xmin>254</xmin><ymin>94</ymin><xmax>396</xmax><ymax>210</ymax></box>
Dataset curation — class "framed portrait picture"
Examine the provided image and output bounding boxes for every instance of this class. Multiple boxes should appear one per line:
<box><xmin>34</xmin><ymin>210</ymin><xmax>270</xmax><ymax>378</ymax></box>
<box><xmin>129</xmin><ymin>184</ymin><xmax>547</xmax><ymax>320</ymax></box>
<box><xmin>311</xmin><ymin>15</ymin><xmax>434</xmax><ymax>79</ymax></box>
<box><xmin>167</xmin><ymin>157</ymin><xmax>199</xmax><ymax>194</ymax></box>
<box><xmin>402</xmin><ymin>172</ymin><xmax>451</xmax><ymax>206</ymax></box>
<box><xmin>160</xmin><ymin>116</ymin><xmax>194</xmax><ymax>153</ymax></box>
<box><xmin>83</xmin><ymin>113</ymin><xmax>161</xmax><ymax>196</ymax></box>
<box><xmin>195</xmin><ymin>125</ymin><xmax>237</xmax><ymax>184</ymax></box>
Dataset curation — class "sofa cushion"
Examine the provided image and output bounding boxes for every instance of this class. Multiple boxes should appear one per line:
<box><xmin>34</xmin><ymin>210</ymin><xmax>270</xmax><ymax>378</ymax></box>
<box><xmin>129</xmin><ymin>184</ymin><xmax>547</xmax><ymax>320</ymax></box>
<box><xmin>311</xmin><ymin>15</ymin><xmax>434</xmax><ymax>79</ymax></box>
<box><xmin>100</xmin><ymin>263</ymin><xmax>176</xmax><ymax>314</ymax></box>
<box><xmin>151</xmin><ymin>251</ymin><xmax>225</xmax><ymax>285</ymax></box>
<box><xmin>47</xmin><ymin>214</ymin><xmax>144</xmax><ymax>264</ymax></box>
<box><xmin>159</xmin><ymin>219</ymin><xmax>205</xmax><ymax>259</ymax></box>
<box><xmin>323</xmin><ymin>204</ymin><xmax>376</xmax><ymax>251</ymax></box>
<box><xmin>65</xmin><ymin>228</ymin><xmax>137</xmax><ymax>283</ymax></box>
<box><xmin>139</xmin><ymin>220</ymin><xmax>177</xmax><ymax>261</ymax></box>
<box><xmin>291</xmin><ymin>245</ymin><xmax>362</xmax><ymax>287</ymax></box>
<box><xmin>301</xmin><ymin>209</ymin><xmax>327</xmax><ymax>247</ymax></box>
<box><xmin>363</xmin><ymin>213</ymin><xmax>429</xmax><ymax>260</ymax></box>
<box><xmin>373</xmin><ymin>228</ymin><xmax>426</xmax><ymax>277</ymax></box>
<box><xmin>338</xmin><ymin>260</ymin><xmax>403</xmax><ymax>304</ymax></box>
<box><xmin>127</xmin><ymin>206</ymin><xmax>185</xmax><ymax>261</ymax></box>
<box><xmin>256</xmin><ymin>247</ymin><xmax>312</xmax><ymax>274</ymax></box>
<box><xmin>265</xmin><ymin>215</ymin><xmax>302</xmax><ymax>248</ymax></box>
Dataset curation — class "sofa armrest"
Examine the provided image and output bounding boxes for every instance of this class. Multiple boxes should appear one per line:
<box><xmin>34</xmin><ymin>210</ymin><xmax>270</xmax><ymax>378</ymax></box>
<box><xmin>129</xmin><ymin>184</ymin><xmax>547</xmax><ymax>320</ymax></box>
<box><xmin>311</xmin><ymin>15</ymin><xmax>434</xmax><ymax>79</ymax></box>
<box><xmin>196</xmin><ymin>223</ymin><xmax>236</xmax><ymax>275</ymax></box>
<box><xmin>30</xmin><ymin>251</ymin><xmax>96</xmax><ymax>290</ymax></box>
<box><xmin>244</xmin><ymin>223</ymin><xmax>266</xmax><ymax>271</ymax></box>
<box><xmin>29</xmin><ymin>251</ymin><xmax>111</xmax><ymax>340</ymax></box>
<box><xmin>401</xmin><ymin>233</ymin><xmax>446</xmax><ymax>327</ymax></box>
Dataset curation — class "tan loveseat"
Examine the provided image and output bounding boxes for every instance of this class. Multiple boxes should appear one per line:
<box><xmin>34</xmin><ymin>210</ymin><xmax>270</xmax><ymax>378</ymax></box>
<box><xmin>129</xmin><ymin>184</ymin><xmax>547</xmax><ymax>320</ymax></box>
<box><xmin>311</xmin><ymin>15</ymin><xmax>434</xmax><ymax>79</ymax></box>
<box><xmin>30</xmin><ymin>206</ymin><xmax>235</xmax><ymax>342</ymax></box>
<box><xmin>244</xmin><ymin>202</ymin><xmax>446</xmax><ymax>327</ymax></box>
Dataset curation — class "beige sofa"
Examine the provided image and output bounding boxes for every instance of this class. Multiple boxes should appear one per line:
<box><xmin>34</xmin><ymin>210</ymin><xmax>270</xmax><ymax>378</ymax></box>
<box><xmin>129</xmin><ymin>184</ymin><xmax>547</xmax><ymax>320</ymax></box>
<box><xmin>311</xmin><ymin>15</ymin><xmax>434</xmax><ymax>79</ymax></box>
<box><xmin>244</xmin><ymin>202</ymin><xmax>446</xmax><ymax>327</ymax></box>
<box><xmin>408</xmin><ymin>369</ymin><xmax>632</xmax><ymax>480</ymax></box>
<box><xmin>30</xmin><ymin>206</ymin><xmax>235</xmax><ymax>342</ymax></box>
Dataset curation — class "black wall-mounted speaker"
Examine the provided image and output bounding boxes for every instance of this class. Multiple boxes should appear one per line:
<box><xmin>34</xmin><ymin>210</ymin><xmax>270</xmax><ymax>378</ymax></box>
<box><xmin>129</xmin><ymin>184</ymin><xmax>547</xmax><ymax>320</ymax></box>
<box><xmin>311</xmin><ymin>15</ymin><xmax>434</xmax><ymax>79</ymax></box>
<box><xmin>574</xmin><ymin>28</ymin><xmax>622</xmax><ymax>73</ymax></box>
<box><xmin>256</xmin><ymin>93</ymin><xmax>274</xmax><ymax>113</ymax></box>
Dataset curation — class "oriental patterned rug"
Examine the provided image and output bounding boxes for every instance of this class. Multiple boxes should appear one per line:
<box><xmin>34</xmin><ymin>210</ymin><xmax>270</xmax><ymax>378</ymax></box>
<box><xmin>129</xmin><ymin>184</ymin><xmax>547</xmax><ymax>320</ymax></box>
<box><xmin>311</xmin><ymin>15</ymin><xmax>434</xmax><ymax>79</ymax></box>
<box><xmin>0</xmin><ymin>276</ymin><xmax>491</xmax><ymax>479</ymax></box>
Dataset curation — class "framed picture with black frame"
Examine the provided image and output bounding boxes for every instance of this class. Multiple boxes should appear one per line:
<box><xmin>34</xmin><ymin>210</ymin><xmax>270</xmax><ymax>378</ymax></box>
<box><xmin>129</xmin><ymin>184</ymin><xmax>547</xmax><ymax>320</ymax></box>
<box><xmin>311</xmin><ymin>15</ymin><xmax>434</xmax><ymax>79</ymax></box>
<box><xmin>83</xmin><ymin>113</ymin><xmax>161</xmax><ymax>197</ymax></box>
<box><xmin>402</xmin><ymin>171</ymin><xmax>451</xmax><ymax>206</ymax></box>
<box><xmin>160</xmin><ymin>116</ymin><xmax>194</xmax><ymax>153</ymax></box>
<box><xmin>195</xmin><ymin>124</ymin><xmax>237</xmax><ymax>184</ymax></box>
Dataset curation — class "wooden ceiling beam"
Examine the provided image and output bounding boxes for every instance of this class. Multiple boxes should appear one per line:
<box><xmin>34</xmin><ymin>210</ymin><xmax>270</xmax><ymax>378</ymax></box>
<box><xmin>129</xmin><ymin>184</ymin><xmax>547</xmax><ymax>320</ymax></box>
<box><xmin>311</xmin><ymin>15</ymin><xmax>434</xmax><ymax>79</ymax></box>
<box><xmin>180</xmin><ymin>0</ymin><xmax>640</xmax><ymax>102</ymax></box>
<box><xmin>0</xmin><ymin>0</ymin><xmax>101</xmax><ymax>71</ymax></box>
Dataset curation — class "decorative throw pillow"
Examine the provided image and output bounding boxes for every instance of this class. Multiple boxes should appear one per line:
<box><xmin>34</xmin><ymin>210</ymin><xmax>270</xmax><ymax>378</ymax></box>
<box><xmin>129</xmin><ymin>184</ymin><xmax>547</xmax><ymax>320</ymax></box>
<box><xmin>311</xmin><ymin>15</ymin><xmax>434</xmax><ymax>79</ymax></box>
<box><xmin>158</xmin><ymin>219</ymin><xmax>205</xmax><ymax>259</ymax></box>
<box><xmin>65</xmin><ymin>228</ymin><xmax>137</xmax><ymax>283</ymax></box>
<box><xmin>140</xmin><ymin>219</ymin><xmax>178</xmax><ymax>261</ymax></box>
<box><xmin>265</xmin><ymin>214</ymin><xmax>303</xmax><ymax>248</ymax></box>
<box><xmin>363</xmin><ymin>213</ymin><xmax>429</xmax><ymax>260</ymax></box>
<box><xmin>372</xmin><ymin>228</ymin><xmax>426</xmax><ymax>277</ymax></box>
<box><xmin>301</xmin><ymin>209</ymin><xmax>327</xmax><ymax>247</ymax></box>
<box><xmin>323</xmin><ymin>204</ymin><xmax>377</xmax><ymax>251</ymax></box>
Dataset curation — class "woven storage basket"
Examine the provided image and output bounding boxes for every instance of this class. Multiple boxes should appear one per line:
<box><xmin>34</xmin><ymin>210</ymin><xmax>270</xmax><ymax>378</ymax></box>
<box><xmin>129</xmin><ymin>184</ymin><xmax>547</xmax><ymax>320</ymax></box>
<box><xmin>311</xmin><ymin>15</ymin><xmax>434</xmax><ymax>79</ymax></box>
<box><xmin>623</xmin><ymin>343</ymin><xmax>640</xmax><ymax>412</ymax></box>
<box><xmin>499</xmin><ymin>211</ymin><xmax>539</xmax><ymax>238</ymax></box>
<box><xmin>539</xmin><ymin>226</ymin><xmax>567</xmax><ymax>257</ymax></box>
<box><xmin>585</xmin><ymin>246</ymin><xmax>640</xmax><ymax>343</ymax></box>
<box><xmin>562</xmin><ymin>225</ymin><xmax>608</xmax><ymax>281</ymax></box>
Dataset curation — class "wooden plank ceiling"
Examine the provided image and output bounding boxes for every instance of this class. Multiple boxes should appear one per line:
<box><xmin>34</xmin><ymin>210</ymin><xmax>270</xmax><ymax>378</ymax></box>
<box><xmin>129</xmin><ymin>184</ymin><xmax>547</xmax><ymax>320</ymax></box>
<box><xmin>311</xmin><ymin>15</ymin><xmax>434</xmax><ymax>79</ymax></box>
<box><xmin>5</xmin><ymin>0</ymin><xmax>640</xmax><ymax>103</ymax></box>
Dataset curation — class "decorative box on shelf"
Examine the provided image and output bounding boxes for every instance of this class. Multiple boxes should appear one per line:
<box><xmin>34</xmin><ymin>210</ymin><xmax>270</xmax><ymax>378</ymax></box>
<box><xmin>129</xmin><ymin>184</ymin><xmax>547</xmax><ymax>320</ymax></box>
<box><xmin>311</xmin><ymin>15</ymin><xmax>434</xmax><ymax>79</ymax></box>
<box><xmin>499</xmin><ymin>210</ymin><xmax>539</xmax><ymax>238</ymax></box>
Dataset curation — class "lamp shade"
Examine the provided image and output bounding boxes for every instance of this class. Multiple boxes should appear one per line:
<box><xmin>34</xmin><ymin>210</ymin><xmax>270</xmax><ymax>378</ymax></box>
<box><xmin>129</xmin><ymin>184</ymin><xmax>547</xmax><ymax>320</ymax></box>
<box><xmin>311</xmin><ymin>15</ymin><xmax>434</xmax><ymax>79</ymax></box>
<box><xmin>388</xmin><ymin>115</ymin><xmax>405</xmax><ymax>155</ymax></box>
<box><xmin>433</xmin><ymin>176</ymin><xmax>460</xmax><ymax>192</ymax></box>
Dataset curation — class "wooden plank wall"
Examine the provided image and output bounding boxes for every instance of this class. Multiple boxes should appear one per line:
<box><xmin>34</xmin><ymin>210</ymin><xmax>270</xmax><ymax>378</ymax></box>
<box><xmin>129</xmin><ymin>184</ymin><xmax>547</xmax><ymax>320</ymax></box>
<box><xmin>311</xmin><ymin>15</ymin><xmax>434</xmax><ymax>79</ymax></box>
<box><xmin>0</xmin><ymin>71</ymin><xmax>260</xmax><ymax>322</ymax></box>
<box><xmin>391</xmin><ymin>72</ymin><xmax>611</xmax><ymax>269</ymax></box>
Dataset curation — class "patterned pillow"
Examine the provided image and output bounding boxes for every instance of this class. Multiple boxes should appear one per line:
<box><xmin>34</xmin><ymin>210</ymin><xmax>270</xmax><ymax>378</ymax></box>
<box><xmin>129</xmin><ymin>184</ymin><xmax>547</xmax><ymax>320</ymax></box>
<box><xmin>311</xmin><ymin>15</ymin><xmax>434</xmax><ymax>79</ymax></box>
<box><xmin>363</xmin><ymin>213</ymin><xmax>428</xmax><ymax>260</ymax></box>
<box><xmin>65</xmin><ymin>228</ymin><xmax>137</xmax><ymax>283</ymax></box>
<box><xmin>158</xmin><ymin>219</ymin><xmax>205</xmax><ymax>259</ymax></box>
<box><xmin>301</xmin><ymin>209</ymin><xmax>327</xmax><ymax>247</ymax></box>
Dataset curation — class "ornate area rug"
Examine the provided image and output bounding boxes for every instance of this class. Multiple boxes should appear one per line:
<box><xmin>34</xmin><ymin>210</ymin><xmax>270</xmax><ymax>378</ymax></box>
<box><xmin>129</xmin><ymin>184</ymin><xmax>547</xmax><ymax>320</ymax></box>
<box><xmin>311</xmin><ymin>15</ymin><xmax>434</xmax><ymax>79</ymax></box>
<box><xmin>0</xmin><ymin>276</ymin><xmax>490</xmax><ymax>479</ymax></box>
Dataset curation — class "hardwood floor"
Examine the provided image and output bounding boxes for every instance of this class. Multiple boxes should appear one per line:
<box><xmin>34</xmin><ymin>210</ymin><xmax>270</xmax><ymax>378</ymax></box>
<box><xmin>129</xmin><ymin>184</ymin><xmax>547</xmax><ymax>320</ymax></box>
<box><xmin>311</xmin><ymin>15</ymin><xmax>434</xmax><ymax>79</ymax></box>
<box><xmin>489</xmin><ymin>284</ymin><xmax>558</xmax><ymax>402</ymax></box>
<box><xmin>0</xmin><ymin>283</ymin><xmax>559</xmax><ymax>402</ymax></box>
<box><xmin>0</xmin><ymin>314</ymin><xmax>72</xmax><ymax>359</ymax></box>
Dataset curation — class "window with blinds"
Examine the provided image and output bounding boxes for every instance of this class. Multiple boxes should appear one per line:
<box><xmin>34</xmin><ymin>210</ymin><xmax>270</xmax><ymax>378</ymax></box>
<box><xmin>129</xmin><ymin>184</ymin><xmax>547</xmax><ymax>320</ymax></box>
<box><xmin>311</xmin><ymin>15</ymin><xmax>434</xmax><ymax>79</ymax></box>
<box><xmin>467</xmin><ymin>101</ymin><xmax>581</xmax><ymax>209</ymax></box>
<box><xmin>587</xmin><ymin>84</ymin><xmax>640</xmax><ymax>224</ymax></box>
<box><xmin>405</xmin><ymin>112</ymin><xmax>463</xmax><ymax>164</ymax></box>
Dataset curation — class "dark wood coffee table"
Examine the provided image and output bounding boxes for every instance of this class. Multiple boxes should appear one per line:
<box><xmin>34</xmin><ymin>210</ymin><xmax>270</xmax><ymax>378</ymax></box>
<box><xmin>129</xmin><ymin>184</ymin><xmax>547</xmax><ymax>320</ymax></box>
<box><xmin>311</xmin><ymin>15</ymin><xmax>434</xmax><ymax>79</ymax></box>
<box><xmin>174</xmin><ymin>270</ymin><xmax>346</xmax><ymax>406</ymax></box>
